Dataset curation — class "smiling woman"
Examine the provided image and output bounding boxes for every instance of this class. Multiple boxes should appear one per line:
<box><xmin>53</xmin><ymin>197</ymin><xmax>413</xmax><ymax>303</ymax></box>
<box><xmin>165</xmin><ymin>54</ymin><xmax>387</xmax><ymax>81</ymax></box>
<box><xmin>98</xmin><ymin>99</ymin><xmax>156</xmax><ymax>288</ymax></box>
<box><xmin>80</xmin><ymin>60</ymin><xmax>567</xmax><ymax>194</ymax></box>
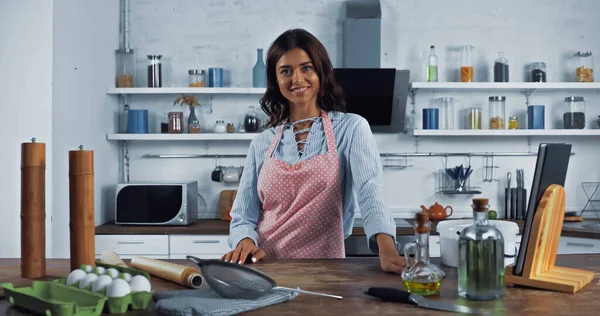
<box><xmin>223</xmin><ymin>28</ymin><xmax>403</xmax><ymax>275</ymax></box>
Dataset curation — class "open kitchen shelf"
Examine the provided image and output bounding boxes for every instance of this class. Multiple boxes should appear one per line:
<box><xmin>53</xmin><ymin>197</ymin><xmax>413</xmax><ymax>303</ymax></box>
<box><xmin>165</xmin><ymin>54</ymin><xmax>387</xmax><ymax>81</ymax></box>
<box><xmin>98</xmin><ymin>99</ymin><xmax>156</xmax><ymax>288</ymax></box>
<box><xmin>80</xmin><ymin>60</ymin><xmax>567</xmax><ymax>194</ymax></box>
<box><xmin>106</xmin><ymin>133</ymin><xmax>259</xmax><ymax>141</ymax></box>
<box><xmin>410</xmin><ymin>82</ymin><xmax>600</xmax><ymax>92</ymax></box>
<box><xmin>106</xmin><ymin>87</ymin><xmax>266</xmax><ymax>95</ymax></box>
<box><xmin>407</xmin><ymin>129</ymin><xmax>600</xmax><ymax>136</ymax></box>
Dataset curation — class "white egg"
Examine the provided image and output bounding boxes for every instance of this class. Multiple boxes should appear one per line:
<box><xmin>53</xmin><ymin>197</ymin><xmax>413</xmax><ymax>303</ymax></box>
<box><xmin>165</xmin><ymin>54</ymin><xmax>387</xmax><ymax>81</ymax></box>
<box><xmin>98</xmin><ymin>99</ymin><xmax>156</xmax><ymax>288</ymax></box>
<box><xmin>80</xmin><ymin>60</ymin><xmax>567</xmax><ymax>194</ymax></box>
<box><xmin>95</xmin><ymin>266</ymin><xmax>106</xmax><ymax>275</ymax></box>
<box><xmin>91</xmin><ymin>275</ymin><xmax>113</xmax><ymax>293</ymax></box>
<box><xmin>105</xmin><ymin>268</ymin><xmax>120</xmax><ymax>279</ymax></box>
<box><xmin>106</xmin><ymin>279</ymin><xmax>131</xmax><ymax>298</ymax></box>
<box><xmin>83</xmin><ymin>265</ymin><xmax>93</xmax><ymax>273</ymax></box>
<box><xmin>66</xmin><ymin>269</ymin><xmax>87</xmax><ymax>286</ymax></box>
<box><xmin>128</xmin><ymin>275</ymin><xmax>151</xmax><ymax>292</ymax></box>
<box><xmin>79</xmin><ymin>273</ymin><xmax>98</xmax><ymax>289</ymax></box>
<box><xmin>122</xmin><ymin>272</ymin><xmax>132</xmax><ymax>282</ymax></box>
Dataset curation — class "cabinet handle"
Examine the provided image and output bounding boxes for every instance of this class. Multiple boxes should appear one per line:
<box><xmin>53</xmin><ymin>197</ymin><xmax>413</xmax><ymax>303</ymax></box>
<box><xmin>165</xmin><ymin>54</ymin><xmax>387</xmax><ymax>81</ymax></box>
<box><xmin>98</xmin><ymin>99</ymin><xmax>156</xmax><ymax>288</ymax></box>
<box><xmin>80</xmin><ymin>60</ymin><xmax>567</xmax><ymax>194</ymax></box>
<box><xmin>117</xmin><ymin>241</ymin><xmax>144</xmax><ymax>244</ymax></box>
<box><xmin>193</xmin><ymin>240</ymin><xmax>220</xmax><ymax>244</ymax></box>
<box><xmin>566</xmin><ymin>242</ymin><xmax>594</xmax><ymax>248</ymax></box>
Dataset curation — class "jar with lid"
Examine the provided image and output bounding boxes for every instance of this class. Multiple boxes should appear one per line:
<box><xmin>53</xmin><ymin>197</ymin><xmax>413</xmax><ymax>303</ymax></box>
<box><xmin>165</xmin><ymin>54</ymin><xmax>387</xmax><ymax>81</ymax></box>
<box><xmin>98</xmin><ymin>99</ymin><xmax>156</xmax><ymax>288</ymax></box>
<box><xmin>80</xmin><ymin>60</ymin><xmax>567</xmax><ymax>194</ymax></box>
<box><xmin>574</xmin><ymin>51</ymin><xmax>594</xmax><ymax>82</ymax></box>
<box><xmin>244</xmin><ymin>105</ymin><xmax>260</xmax><ymax>132</ymax></box>
<box><xmin>214</xmin><ymin>120</ymin><xmax>227</xmax><ymax>133</ymax></box>
<box><xmin>226</xmin><ymin>123</ymin><xmax>235</xmax><ymax>133</ymax></box>
<box><xmin>168</xmin><ymin>112</ymin><xmax>183</xmax><ymax>133</ymax></box>
<box><xmin>160</xmin><ymin>112</ymin><xmax>169</xmax><ymax>133</ymax></box>
<box><xmin>116</xmin><ymin>48</ymin><xmax>134</xmax><ymax>87</ymax></box>
<box><xmin>467</xmin><ymin>108</ymin><xmax>482</xmax><ymax>129</ymax></box>
<box><xmin>189</xmin><ymin>69</ymin><xmax>205</xmax><ymax>87</ymax></box>
<box><xmin>488</xmin><ymin>96</ymin><xmax>506</xmax><ymax>129</ymax></box>
<box><xmin>530</xmin><ymin>62</ymin><xmax>546</xmax><ymax>82</ymax></box>
<box><xmin>508</xmin><ymin>116</ymin><xmax>519</xmax><ymax>130</ymax></box>
<box><xmin>563</xmin><ymin>97</ymin><xmax>585</xmax><ymax>129</ymax></box>
<box><xmin>460</xmin><ymin>45</ymin><xmax>475</xmax><ymax>82</ymax></box>
<box><xmin>493</xmin><ymin>52</ymin><xmax>509</xmax><ymax>82</ymax></box>
<box><xmin>147</xmin><ymin>55</ymin><xmax>163</xmax><ymax>87</ymax></box>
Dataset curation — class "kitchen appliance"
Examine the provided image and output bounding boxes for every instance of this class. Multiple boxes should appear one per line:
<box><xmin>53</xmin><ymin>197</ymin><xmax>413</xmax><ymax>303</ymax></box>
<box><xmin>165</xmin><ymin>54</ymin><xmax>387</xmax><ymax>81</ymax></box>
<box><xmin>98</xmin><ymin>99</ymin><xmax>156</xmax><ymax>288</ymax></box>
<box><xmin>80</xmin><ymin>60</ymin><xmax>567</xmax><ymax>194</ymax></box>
<box><xmin>186</xmin><ymin>256</ymin><xmax>342</xmax><ymax>300</ymax></box>
<box><xmin>364</xmin><ymin>287</ymin><xmax>489</xmax><ymax>315</ymax></box>
<box><xmin>340</xmin><ymin>0</ymin><xmax>410</xmax><ymax>133</ymax></box>
<box><xmin>114</xmin><ymin>181</ymin><xmax>198</xmax><ymax>225</ymax></box>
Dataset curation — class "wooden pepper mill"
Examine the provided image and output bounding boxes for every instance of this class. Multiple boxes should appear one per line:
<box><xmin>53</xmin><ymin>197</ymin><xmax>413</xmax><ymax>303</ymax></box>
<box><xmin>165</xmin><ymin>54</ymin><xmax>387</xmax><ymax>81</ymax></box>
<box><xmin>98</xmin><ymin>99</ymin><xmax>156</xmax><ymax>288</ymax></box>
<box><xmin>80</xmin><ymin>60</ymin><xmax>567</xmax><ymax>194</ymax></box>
<box><xmin>21</xmin><ymin>138</ymin><xmax>47</xmax><ymax>278</ymax></box>
<box><xmin>69</xmin><ymin>145</ymin><xmax>96</xmax><ymax>271</ymax></box>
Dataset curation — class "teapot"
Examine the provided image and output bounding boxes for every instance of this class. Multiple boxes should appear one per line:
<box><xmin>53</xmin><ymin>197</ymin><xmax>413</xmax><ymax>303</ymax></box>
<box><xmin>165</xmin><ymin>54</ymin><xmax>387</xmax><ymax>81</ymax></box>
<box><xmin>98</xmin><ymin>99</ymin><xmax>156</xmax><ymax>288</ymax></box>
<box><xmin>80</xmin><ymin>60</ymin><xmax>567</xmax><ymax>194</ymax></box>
<box><xmin>420</xmin><ymin>202</ymin><xmax>453</xmax><ymax>220</ymax></box>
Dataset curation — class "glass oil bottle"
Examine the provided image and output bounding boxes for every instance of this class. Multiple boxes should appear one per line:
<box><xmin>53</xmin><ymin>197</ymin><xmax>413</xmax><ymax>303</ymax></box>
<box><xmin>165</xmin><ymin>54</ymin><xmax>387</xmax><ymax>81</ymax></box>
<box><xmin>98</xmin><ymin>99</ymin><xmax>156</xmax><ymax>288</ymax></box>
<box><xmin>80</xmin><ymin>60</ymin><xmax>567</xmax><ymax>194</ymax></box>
<box><xmin>401</xmin><ymin>211</ymin><xmax>445</xmax><ymax>296</ymax></box>
<box><xmin>427</xmin><ymin>45</ymin><xmax>438</xmax><ymax>82</ymax></box>
<box><xmin>458</xmin><ymin>198</ymin><xmax>505</xmax><ymax>300</ymax></box>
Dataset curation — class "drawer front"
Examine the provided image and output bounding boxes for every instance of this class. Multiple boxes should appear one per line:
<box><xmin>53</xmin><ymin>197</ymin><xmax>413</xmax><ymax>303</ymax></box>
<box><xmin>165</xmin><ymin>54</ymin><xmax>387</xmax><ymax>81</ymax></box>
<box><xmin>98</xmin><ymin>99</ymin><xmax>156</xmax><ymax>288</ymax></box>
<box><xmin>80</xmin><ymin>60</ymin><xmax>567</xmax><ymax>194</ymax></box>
<box><xmin>95</xmin><ymin>235</ymin><xmax>169</xmax><ymax>256</ymax></box>
<box><xmin>169</xmin><ymin>235</ymin><xmax>230</xmax><ymax>255</ymax></box>
<box><xmin>170</xmin><ymin>254</ymin><xmax>222</xmax><ymax>260</ymax></box>
<box><xmin>96</xmin><ymin>254</ymin><xmax>170</xmax><ymax>260</ymax></box>
<box><xmin>558</xmin><ymin>237</ymin><xmax>600</xmax><ymax>254</ymax></box>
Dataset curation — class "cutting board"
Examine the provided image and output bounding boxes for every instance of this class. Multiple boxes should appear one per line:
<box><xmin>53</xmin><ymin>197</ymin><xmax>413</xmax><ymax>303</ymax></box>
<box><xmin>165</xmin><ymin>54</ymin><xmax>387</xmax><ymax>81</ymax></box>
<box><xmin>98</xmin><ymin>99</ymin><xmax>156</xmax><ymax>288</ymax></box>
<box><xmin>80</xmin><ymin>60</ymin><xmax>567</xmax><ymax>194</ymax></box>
<box><xmin>219</xmin><ymin>190</ymin><xmax>237</xmax><ymax>221</ymax></box>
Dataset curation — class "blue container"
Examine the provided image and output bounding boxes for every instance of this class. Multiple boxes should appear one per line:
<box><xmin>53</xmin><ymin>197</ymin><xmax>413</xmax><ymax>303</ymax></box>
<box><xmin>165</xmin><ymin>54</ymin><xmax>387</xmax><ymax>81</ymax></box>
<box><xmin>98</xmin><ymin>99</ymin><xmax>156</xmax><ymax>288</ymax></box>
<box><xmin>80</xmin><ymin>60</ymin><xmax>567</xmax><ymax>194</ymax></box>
<box><xmin>252</xmin><ymin>49</ymin><xmax>267</xmax><ymax>88</ymax></box>
<box><xmin>127</xmin><ymin>109</ymin><xmax>149</xmax><ymax>134</ymax></box>
<box><xmin>527</xmin><ymin>105</ymin><xmax>545</xmax><ymax>129</ymax></box>
<box><xmin>209</xmin><ymin>67</ymin><xmax>224</xmax><ymax>87</ymax></box>
<box><xmin>422</xmin><ymin>108</ymin><xmax>439</xmax><ymax>129</ymax></box>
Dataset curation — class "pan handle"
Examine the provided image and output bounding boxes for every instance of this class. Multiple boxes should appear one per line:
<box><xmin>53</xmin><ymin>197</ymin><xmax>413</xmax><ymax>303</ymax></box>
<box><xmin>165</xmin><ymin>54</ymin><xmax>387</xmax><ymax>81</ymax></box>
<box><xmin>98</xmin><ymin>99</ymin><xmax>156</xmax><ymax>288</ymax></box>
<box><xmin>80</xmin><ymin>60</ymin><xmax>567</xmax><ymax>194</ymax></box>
<box><xmin>186</xmin><ymin>255</ymin><xmax>204</xmax><ymax>266</ymax></box>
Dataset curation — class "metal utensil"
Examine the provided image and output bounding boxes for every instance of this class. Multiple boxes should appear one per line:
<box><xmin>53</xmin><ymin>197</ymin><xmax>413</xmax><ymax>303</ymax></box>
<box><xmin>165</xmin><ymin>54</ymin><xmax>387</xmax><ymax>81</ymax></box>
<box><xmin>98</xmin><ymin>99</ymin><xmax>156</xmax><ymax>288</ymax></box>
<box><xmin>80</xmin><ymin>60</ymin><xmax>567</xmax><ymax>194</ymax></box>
<box><xmin>505</xmin><ymin>172</ymin><xmax>511</xmax><ymax>219</ymax></box>
<box><xmin>186</xmin><ymin>255</ymin><xmax>343</xmax><ymax>300</ymax></box>
<box><xmin>365</xmin><ymin>287</ymin><xmax>489</xmax><ymax>315</ymax></box>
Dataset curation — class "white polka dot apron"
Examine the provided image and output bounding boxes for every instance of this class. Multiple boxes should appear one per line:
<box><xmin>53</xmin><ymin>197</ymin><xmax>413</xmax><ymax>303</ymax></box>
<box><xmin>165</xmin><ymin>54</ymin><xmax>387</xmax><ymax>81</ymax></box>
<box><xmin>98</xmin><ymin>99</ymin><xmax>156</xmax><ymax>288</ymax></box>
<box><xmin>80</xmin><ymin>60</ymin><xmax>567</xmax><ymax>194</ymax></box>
<box><xmin>256</xmin><ymin>111</ymin><xmax>345</xmax><ymax>259</ymax></box>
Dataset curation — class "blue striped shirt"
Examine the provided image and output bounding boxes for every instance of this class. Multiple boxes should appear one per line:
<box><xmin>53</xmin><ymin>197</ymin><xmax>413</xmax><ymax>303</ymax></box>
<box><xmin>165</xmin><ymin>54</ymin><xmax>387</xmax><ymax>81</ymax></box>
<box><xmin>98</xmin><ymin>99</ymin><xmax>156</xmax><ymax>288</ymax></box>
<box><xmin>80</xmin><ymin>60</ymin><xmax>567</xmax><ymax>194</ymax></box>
<box><xmin>228</xmin><ymin>111</ymin><xmax>397</xmax><ymax>254</ymax></box>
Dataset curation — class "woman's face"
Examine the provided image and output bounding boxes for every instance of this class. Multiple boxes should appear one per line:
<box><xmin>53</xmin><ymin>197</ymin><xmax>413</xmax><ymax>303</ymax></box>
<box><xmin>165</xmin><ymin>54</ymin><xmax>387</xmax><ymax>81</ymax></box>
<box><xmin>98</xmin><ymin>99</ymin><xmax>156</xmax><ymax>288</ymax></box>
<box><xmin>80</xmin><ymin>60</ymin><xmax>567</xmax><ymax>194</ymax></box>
<box><xmin>275</xmin><ymin>48</ymin><xmax>320</xmax><ymax>108</ymax></box>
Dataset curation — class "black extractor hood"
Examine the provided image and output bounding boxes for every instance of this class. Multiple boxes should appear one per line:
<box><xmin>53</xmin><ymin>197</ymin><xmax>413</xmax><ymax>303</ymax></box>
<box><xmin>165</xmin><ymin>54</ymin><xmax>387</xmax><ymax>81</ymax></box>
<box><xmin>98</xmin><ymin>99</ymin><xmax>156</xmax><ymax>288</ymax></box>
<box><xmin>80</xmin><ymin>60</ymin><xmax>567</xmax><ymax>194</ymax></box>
<box><xmin>336</xmin><ymin>0</ymin><xmax>410</xmax><ymax>133</ymax></box>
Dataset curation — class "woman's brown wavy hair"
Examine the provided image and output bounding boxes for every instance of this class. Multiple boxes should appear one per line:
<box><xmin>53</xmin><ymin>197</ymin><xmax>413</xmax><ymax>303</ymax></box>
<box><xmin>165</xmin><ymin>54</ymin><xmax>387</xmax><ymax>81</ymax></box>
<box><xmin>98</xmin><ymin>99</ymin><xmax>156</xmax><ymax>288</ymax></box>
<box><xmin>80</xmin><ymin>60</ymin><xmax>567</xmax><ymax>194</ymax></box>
<box><xmin>259</xmin><ymin>29</ymin><xmax>346</xmax><ymax>127</ymax></box>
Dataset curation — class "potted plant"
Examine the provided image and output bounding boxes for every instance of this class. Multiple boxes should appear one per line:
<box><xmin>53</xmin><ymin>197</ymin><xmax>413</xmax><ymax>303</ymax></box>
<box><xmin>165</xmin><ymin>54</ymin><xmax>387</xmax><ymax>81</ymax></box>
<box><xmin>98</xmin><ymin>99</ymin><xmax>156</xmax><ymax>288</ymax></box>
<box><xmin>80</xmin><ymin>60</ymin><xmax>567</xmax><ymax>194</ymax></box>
<box><xmin>173</xmin><ymin>94</ymin><xmax>201</xmax><ymax>133</ymax></box>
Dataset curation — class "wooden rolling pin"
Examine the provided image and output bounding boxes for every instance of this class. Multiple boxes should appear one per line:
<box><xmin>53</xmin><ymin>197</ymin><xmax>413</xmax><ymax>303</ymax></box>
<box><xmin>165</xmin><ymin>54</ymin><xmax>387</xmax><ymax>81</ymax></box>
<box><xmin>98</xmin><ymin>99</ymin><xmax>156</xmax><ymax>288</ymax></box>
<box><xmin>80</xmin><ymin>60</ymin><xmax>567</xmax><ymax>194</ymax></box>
<box><xmin>130</xmin><ymin>256</ymin><xmax>204</xmax><ymax>288</ymax></box>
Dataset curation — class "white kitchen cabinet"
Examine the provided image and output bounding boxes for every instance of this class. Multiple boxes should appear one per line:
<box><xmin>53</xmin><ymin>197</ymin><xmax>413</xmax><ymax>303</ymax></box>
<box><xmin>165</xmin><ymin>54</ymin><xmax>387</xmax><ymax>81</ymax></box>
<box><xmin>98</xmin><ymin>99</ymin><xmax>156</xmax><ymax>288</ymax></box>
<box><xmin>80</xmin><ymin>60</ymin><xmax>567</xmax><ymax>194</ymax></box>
<box><xmin>557</xmin><ymin>237</ymin><xmax>600</xmax><ymax>255</ymax></box>
<box><xmin>169</xmin><ymin>235</ymin><xmax>231</xmax><ymax>259</ymax></box>
<box><xmin>95</xmin><ymin>235</ymin><xmax>169</xmax><ymax>259</ymax></box>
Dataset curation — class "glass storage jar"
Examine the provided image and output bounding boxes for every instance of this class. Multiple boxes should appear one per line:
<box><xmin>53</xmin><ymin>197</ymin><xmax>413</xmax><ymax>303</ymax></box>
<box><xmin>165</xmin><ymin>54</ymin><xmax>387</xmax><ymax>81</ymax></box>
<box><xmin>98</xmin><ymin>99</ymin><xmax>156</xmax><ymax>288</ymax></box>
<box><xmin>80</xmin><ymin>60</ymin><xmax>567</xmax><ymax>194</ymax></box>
<box><xmin>147</xmin><ymin>55</ymin><xmax>163</xmax><ymax>87</ymax></box>
<box><xmin>244</xmin><ymin>105</ymin><xmax>260</xmax><ymax>132</ymax></box>
<box><xmin>460</xmin><ymin>45</ymin><xmax>475</xmax><ymax>82</ymax></box>
<box><xmin>508</xmin><ymin>116</ymin><xmax>519</xmax><ymax>129</ymax></box>
<box><xmin>574</xmin><ymin>51</ymin><xmax>594</xmax><ymax>82</ymax></box>
<box><xmin>530</xmin><ymin>62</ymin><xmax>547</xmax><ymax>82</ymax></box>
<box><xmin>116</xmin><ymin>48</ymin><xmax>134</xmax><ymax>87</ymax></box>
<box><xmin>467</xmin><ymin>108</ymin><xmax>482</xmax><ymax>129</ymax></box>
<box><xmin>168</xmin><ymin>112</ymin><xmax>183</xmax><ymax>133</ymax></box>
<box><xmin>214</xmin><ymin>120</ymin><xmax>227</xmax><ymax>133</ymax></box>
<box><xmin>493</xmin><ymin>52</ymin><xmax>509</xmax><ymax>82</ymax></box>
<box><xmin>189</xmin><ymin>69</ymin><xmax>205</xmax><ymax>87</ymax></box>
<box><xmin>435</xmin><ymin>97</ymin><xmax>454</xmax><ymax>129</ymax></box>
<box><xmin>488</xmin><ymin>96</ymin><xmax>506</xmax><ymax>129</ymax></box>
<box><xmin>563</xmin><ymin>97</ymin><xmax>586</xmax><ymax>129</ymax></box>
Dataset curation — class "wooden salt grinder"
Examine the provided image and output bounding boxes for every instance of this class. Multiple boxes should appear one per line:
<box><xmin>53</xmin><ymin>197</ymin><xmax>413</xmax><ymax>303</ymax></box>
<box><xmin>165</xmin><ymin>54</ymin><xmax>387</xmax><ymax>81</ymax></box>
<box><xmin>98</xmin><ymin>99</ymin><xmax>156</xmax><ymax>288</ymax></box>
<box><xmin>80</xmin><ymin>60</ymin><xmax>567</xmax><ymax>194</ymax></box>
<box><xmin>69</xmin><ymin>145</ymin><xmax>96</xmax><ymax>271</ymax></box>
<box><xmin>21</xmin><ymin>138</ymin><xmax>47</xmax><ymax>278</ymax></box>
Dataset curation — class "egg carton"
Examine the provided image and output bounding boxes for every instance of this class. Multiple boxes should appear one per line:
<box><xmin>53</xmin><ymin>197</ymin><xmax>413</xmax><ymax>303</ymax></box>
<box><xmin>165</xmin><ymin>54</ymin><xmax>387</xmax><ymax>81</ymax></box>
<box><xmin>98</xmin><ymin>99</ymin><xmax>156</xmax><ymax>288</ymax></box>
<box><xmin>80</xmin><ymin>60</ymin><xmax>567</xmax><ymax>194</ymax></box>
<box><xmin>0</xmin><ymin>281</ymin><xmax>107</xmax><ymax>316</ymax></box>
<box><xmin>52</xmin><ymin>262</ymin><xmax>155</xmax><ymax>314</ymax></box>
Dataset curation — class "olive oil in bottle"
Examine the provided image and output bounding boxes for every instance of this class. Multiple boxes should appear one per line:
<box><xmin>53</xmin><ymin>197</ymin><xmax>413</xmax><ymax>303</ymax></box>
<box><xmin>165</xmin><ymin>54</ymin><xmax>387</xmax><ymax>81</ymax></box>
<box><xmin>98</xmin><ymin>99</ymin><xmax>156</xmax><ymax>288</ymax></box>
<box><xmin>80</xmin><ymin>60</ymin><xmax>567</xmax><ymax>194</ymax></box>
<box><xmin>458</xmin><ymin>198</ymin><xmax>505</xmax><ymax>301</ymax></box>
<box><xmin>401</xmin><ymin>211</ymin><xmax>445</xmax><ymax>296</ymax></box>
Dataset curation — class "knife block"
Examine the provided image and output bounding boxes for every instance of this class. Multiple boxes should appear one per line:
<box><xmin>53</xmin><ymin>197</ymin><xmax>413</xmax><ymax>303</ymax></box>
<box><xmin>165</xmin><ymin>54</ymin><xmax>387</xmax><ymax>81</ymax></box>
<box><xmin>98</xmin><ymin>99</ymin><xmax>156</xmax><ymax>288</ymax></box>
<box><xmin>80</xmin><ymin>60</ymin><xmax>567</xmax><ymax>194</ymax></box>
<box><xmin>505</xmin><ymin>184</ymin><xmax>594</xmax><ymax>293</ymax></box>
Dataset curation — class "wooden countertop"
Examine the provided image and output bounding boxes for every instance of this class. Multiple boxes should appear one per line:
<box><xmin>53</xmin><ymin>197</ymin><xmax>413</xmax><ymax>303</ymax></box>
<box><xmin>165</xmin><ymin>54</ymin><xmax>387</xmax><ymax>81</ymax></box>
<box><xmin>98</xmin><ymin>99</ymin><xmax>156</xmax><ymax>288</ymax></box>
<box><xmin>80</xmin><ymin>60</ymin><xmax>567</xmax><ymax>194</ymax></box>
<box><xmin>1</xmin><ymin>256</ymin><xmax>600</xmax><ymax>315</ymax></box>
<box><xmin>95</xmin><ymin>218</ymin><xmax>600</xmax><ymax>239</ymax></box>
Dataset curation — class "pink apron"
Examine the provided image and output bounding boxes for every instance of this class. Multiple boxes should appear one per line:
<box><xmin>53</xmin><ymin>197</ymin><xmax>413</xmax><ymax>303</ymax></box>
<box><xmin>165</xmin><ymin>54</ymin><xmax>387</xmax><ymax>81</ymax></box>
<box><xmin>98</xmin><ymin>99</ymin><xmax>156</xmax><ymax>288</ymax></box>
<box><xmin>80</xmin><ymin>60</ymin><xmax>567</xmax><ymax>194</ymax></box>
<box><xmin>256</xmin><ymin>111</ymin><xmax>345</xmax><ymax>259</ymax></box>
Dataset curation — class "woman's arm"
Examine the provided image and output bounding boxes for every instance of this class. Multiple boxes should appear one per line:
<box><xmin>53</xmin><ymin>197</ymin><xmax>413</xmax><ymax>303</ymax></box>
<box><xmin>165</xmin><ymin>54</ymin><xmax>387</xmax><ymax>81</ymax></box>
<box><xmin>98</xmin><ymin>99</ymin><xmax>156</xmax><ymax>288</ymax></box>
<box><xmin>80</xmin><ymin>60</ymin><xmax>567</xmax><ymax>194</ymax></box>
<box><xmin>348</xmin><ymin>116</ymin><xmax>404</xmax><ymax>273</ymax></box>
<box><xmin>228</xmin><ymin>140</ymin><xmax>263</xmax><ymax>249</ymax></box>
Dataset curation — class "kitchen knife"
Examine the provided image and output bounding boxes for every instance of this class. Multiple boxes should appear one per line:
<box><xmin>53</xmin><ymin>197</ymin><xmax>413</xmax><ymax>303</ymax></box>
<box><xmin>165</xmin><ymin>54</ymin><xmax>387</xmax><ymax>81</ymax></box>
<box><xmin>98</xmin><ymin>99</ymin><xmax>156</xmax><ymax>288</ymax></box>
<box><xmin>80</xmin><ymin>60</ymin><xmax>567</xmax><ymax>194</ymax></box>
<box><xmin>364</xmin><ymin>287</ymin><xmax>489</xmax><ymax>315</ymax></box>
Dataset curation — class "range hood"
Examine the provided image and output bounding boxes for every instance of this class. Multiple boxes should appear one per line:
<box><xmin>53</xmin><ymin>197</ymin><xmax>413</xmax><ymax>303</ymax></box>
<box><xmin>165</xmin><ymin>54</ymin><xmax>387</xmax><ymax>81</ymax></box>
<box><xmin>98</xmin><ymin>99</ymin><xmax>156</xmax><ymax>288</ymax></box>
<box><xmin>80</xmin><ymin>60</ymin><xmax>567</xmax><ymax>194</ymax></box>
<box><xmin>337</xmin><ymin>0</ymin><xmax>410</xmax><ymax>133</ymax></box>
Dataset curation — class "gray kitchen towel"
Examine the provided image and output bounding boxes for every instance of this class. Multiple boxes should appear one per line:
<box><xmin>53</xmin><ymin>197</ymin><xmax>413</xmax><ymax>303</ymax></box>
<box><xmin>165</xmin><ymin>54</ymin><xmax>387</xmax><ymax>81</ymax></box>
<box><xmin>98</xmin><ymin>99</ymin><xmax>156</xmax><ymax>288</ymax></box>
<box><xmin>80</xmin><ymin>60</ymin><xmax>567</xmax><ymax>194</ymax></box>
<box><xmin>153</xmin><ymin>287</ymin><xmax>298</xmax><ymax>316</ymax></box>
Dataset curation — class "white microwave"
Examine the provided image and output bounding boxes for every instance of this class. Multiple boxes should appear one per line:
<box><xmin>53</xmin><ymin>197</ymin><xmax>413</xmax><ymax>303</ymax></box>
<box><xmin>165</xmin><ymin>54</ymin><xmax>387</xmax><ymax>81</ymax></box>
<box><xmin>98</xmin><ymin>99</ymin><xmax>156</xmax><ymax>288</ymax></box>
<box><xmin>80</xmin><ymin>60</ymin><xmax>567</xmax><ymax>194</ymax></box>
<box><xmin>114</xmin><ymin>181</ymin><xmax>198</xmax><ymax>225</ymax></box>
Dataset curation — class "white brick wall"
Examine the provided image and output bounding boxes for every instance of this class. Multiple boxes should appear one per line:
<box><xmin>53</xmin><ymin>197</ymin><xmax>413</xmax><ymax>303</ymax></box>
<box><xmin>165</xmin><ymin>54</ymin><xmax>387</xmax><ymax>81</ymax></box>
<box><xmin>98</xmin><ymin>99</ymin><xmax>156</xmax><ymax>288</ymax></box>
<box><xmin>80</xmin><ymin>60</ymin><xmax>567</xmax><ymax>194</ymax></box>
<box><xmin>119</xmin><ymin>0</ymin><xmax>600</xmax><ymax>219</ymax></box>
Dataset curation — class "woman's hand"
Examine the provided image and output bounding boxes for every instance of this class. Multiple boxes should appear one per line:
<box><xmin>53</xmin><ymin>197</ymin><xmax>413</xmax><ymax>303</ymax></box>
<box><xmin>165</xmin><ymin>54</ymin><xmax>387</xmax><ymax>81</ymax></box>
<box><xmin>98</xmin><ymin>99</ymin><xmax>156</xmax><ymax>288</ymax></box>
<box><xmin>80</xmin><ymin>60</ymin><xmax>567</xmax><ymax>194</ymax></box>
<box><xmin>221</xmin><ymin>238</ymin><xmax>266</xmax><ymax>264</ymax></box>
<box><xmin>376</xmin><ymin>234</ymin><xmax>406</xmax><ymax>274</ymax></box>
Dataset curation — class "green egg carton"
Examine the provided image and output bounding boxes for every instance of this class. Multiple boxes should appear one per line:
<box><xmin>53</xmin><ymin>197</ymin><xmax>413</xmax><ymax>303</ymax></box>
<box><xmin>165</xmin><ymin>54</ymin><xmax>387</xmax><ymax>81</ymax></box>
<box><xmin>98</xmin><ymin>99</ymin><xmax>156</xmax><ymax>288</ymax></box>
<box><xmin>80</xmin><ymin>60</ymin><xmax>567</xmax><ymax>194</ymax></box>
<box><xmin>52</xmin><ymin>262</ymin><xmax>154</xmax><ymax>314</ymax></box>
<box><xmin>0</xmin><ymin>281</ymin><xmax>107</xmax><ymax>316</ymax></box>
